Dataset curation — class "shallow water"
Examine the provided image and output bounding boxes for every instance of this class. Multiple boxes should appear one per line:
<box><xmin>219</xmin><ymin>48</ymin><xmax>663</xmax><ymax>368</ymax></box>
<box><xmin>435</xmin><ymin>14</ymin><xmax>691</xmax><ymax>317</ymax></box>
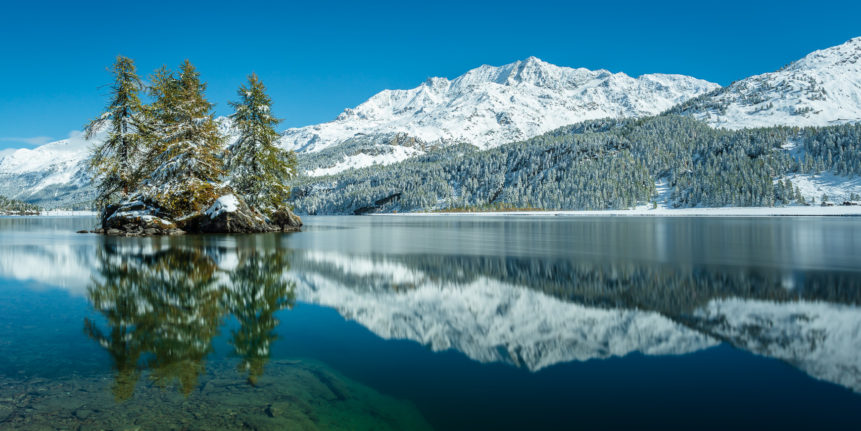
<box><xmin>1</xmin><ymin>215</ymin><xmax>860</xmax><ymax>430</ymax></box>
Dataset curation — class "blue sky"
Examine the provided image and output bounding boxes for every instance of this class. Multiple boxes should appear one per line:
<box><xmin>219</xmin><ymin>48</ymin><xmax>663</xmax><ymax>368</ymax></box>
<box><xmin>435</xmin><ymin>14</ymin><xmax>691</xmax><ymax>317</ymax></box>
<box><xmin>1</xmin><ymin>0</ymin><xmax>860</xmax><ymax>150</ymax></box>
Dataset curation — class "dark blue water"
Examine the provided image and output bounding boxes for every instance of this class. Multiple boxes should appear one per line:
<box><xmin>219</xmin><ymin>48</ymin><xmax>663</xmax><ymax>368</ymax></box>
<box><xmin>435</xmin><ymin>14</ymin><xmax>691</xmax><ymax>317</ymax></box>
<box><xmin>0</xmin><ymin>215</ymin><xmax>860</xmax><ymax>430</ymax></box>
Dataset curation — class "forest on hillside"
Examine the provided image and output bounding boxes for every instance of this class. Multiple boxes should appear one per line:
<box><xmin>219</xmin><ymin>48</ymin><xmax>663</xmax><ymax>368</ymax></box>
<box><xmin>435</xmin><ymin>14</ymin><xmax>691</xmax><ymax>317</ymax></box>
<box><xmin>0</xmin><ymin>195</ymin><xmax>40</xmax><ymax>215</ymax></box>
<box><xmin>288</xmin><ymin>115</ymin><xmax>861</xmax><ymax>214</ymax></box>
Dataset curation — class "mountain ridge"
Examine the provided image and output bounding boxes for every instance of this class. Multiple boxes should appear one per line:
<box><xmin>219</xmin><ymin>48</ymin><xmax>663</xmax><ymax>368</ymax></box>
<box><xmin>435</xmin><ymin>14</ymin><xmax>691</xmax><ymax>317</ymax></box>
<box><xmin>669</xmin><ymin>36</ymin><xmax>861</xmax><ymax>129</ymax></box>
<box><xmin>3</xmin><ymin>37</ymin><xmax>861</xmax><ymax>208</ymax></box>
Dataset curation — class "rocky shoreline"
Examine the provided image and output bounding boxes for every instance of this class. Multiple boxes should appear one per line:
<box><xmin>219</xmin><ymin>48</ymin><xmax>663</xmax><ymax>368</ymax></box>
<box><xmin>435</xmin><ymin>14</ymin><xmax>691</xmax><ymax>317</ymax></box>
<box><xmin>80</xmin><ymin>194</ymin><xmax>303</xmax><ymax>237</ymax></box>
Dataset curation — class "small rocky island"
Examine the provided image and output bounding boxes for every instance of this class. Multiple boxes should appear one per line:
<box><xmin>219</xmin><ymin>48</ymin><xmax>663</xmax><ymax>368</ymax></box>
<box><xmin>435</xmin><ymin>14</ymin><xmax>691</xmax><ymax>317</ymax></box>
<box><xmin>84</xmin><ymin>57</ymin><xmax>301</xmax><ymax>236</ymax></box>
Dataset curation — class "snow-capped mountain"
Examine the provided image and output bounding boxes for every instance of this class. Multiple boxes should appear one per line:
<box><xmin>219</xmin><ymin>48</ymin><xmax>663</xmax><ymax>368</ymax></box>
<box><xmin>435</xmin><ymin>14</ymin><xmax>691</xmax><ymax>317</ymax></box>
<box><xmin>0</xmin><ymin>118</ymin><xmax>239</xmax><ymax>209</ymax></box>
<box><xmin>672</xmin><ymin>37</ymin><xmax>861</xmax><ymax>129</ymax></box>
<box><xmin>281</xmin><ymin>56</ymin><xmax>718</xmax><ymax>173</ymax></box>
<box><xmin>0</xmin><ymin>131</ymin><xmax>97</xmax><ymax>209</ymax></box>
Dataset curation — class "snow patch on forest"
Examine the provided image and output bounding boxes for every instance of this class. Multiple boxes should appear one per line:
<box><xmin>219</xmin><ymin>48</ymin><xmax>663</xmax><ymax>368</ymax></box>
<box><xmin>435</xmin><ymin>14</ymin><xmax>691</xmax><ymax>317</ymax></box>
<box><xmin>307</xmin><ymin>145</ymin><xmax>424</xmax><ymax>177</ymax></box>
<box><xmin>782</xmin><ymin>172</ymin><xmax>861</xmax><ymax>203</ymax></box>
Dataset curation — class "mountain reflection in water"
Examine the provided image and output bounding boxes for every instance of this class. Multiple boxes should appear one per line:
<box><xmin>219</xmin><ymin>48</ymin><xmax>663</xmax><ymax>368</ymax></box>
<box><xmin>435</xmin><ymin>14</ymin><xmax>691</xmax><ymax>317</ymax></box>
<box><xmin>0</xmin><ymin>216</ymin><xmax>860</xmax><ymax>430</ymax></box>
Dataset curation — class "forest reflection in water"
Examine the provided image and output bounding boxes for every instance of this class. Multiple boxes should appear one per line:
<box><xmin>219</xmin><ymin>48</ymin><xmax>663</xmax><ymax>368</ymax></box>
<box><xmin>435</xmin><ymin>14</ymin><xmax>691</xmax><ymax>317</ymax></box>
<box><xmin>1</xmin><ymin>216</ymin><xmax>860</xmax><ymax>430</ymax></box>
<box><xmin>84</xmin><ymin>240</ymin><xmax>296</xmax><ymax>400</ymax></box>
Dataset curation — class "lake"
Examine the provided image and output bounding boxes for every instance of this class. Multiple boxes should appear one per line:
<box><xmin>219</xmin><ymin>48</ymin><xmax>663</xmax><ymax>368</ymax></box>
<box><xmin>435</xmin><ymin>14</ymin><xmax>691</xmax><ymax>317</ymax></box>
<box><xmin>0</xmin><ymin>215</ymin><xmax>860</xmax><ymax>430</ymax></box>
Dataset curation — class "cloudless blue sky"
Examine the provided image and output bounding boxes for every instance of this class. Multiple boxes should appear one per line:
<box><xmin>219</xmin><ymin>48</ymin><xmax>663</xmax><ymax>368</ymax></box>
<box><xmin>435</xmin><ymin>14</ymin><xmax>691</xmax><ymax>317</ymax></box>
<box><xmin>1</xmin><ymin>0</ymin><xmax>860</xmax><ymax>149</ymax></box>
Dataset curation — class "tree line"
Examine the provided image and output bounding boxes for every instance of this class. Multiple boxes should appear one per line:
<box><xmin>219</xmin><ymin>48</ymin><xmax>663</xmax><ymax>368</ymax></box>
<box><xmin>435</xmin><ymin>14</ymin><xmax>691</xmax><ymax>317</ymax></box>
<box><xmin>86</xmin><ymin>56</ymin><xmax>296</xmax><ymax>220</ymax></box>
<box><xmin>288</xmin><ymin>115</ymin><xmax>861</xmax><ymax>214</ymax></box>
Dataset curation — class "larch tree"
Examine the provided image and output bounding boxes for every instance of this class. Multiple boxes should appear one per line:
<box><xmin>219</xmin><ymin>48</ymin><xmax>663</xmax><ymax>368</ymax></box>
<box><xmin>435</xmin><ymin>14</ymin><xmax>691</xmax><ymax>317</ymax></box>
<box><xmin>225</xmin><ymin>73</ymin><xmax>297</xmax><ymax>214</ymax></box>
<box><xmin>143</xmin><ymin>60</ymin><xmax>225</xmax><ymax>217</ymax></box>
<box><xmin>85</xmin><ymin>55</ymin><xmax>146</xmax><ymax>211</ymax></box>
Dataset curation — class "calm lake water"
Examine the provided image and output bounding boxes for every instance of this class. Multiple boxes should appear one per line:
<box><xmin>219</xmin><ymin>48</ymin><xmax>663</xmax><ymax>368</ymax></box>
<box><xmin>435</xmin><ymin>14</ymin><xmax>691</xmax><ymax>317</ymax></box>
<box><xmin>0</xmin><ymin>215</ymin><xmax>860</xmax><ymax>430</ymax></box>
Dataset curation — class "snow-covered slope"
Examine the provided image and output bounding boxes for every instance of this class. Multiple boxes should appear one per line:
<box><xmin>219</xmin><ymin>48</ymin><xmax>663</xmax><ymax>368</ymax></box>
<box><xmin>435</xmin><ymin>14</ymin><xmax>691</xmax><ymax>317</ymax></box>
<box><xmin>0</xmin><ymin>131</ymin><xmax>97</xmax><ymax>209</ymax></box>
<box><xmin>672</xmin><ymin>37</ymin><xmax>861</xmax><ymax>129</ymax></box>
<box><xmin>0</xmin><ymin>118</ymin><xmax>240</xmax><ymax>209</ymax></box>
<box><xmin>281</xmin><ymin>56</ymin><xmax>718</xmax><ymax>172</ymax></box>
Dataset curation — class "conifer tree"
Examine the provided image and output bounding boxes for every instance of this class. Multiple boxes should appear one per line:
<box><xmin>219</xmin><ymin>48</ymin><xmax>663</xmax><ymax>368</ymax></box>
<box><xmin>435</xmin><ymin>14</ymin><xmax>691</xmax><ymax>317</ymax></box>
<box><xmin>225</xmin><ymin>73</ymin><xmax>296</xmax><ymax>214</ymax></box>
<box><xmin>85</xmin><ymin>55</ymin><xmax>145</xmax><ymax>210</ymax></box>
<box><xmin>143</xmin><ymin>60</ymin><xmax>225</xmax><ymax>217</ymax></box>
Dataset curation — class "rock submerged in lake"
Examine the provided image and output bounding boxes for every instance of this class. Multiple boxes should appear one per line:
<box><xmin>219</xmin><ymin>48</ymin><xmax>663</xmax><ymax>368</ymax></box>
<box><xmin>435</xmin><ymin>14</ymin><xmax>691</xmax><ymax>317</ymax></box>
<box><xmin>96</xmin><ymin>194</ymin><xmax>302</xmax><ymax>236</ymax></box>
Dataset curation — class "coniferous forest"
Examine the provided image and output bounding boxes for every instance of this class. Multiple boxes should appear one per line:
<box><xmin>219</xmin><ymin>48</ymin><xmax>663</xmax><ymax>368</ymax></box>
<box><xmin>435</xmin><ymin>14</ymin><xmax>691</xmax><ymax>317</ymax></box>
<box><xmin>84</xmin><ymin>56</ymin><xmax>301</xmax><ymax>235</ymax></box>
<box><xmin>0</xmin><ymin>195</ymin><xmax>40</xmax><ymax>215</ymax></box>
<box><xmin>288</xmin><ymin>116</ymin><xmax>861</xmax><ymax>214</ymax></box>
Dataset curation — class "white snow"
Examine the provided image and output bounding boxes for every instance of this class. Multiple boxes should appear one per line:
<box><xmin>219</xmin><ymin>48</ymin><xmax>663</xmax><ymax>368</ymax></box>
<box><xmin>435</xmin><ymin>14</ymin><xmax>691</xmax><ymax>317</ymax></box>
<box><xmin>279</xmin><ymin>57</ymin><xmax>718</xmax><ymax>158</ymax></box>
<box><xmin>205</xmin><ymin>194</ymin><xmax>239</xmax><ymax>218</ymax></box>
<box><xmin>781</xmin><ymin>172</ymin><xmax>861</xmax><ymax>203</ymax></box>
<box><xmin>39</xmin><ymin>210</ymin><xmax>98</xmax><ymax>216</ymax></box>
<box><xmin>685</xmin><ymin>37</ymin><xmax>861</xmax><ymax>129</ymax></box>
<box><xmin>396</xmin><ymin>206</ymin><xmax>861</xmax><ymax>217</ymax></box>
<box><xmin>306</xmin><ymin>144</ymin><xmax>424</xmax><ymax>177</ymax></box>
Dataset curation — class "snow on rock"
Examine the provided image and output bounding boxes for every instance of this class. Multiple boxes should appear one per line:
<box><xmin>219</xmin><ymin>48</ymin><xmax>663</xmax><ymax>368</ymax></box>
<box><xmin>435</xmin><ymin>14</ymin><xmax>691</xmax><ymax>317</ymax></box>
<box><xmin>675</xmin><ymin>37</ymin><xmax>861</xmax><ymax>129</ymax></box>
<box><xmin>205</xmin><ymin>194</ymin><xmax>240</xmax><ymax>219</ymax></box>
<box><xmin>279</xmin><ymin>57</ymin><xmax>718</xmax><ymax>160</ymax></box>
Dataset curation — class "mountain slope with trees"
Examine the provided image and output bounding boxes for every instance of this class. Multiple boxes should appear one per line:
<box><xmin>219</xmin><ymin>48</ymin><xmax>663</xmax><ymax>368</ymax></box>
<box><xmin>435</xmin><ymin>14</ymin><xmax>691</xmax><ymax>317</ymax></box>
<box><xmin>289</xmin><ymin>116</ymin><xmax>861</xmax><ymax>214</ymax></box>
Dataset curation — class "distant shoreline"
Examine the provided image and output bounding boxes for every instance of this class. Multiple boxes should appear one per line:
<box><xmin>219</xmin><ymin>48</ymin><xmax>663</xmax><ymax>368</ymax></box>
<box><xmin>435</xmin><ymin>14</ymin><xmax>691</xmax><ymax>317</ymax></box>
<box><xmin>378</xmin><ymin>206</ymin><xmax>861</xmax><ymax>217</ymax></box>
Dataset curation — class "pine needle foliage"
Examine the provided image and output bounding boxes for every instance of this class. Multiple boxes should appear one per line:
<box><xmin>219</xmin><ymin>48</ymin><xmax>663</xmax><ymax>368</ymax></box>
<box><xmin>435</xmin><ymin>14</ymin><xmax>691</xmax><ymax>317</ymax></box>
<box><xmin>85</xmin><ymin>55</ymin><xmax>146</xmax><ymax>211</ymax></box>
<box><xmin>226</xmin><ymin>73</ymin><xmax>297</xmax><ymax>214</ymax></box>
<box><xmin>142</xmin><ymin>60</ymin><xmax>225</xmax><ymax>217</ymax></box>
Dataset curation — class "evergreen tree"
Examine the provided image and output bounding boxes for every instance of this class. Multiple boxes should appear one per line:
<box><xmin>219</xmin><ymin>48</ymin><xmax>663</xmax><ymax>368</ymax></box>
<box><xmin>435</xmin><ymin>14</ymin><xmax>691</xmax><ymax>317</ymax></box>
<box><xmin>225</xmin><ymin>73</ymin><xmax>296</xmax><ymax>214</ymax></box>
<box><xmin>143</xmin><ymin>60</ymin><xmax>225</xmax><ymax>217</ymax></box>
<box><xmin>85</xmin><ymin>55</ymin><xmax>146</xmax><ymax>210</ymax></box>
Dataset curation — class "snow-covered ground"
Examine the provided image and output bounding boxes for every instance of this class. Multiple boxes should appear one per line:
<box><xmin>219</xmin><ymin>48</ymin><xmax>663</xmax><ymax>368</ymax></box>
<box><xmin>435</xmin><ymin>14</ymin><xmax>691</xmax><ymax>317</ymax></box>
<box><xmin>39</xmin><ymin>210</ymin><xmax>97</xmax><ymax>217</ymax></box>
<box><xmin>400</xmin><ymin>206</ymin><xmax>861</xmax><ymax>217</ymax></box>
<box><xmin>306</xmin><ymin>145</ymin><xmax>424</xmax><ymax>177</ymax></box>
<box><xmin>680</xmin><ymin>37</ymin><xmax>861</xmax><ymax>129</ymax></box>
<box><xmin>782</xmin><ymin>172</ymin><xmax>861</xmax><ymax>203</ymax></box>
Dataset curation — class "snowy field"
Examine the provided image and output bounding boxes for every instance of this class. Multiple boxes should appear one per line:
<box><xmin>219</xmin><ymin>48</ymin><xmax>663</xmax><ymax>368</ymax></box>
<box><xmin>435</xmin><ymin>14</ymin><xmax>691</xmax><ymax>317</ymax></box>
<box><xmin>400</xmin><ymin>206</ymin><xmax>861</xmax><ymax>217</ymax></box>
<box><xmin>39</xmin><ymin>210</ymin><xmax>97</xmax><ymax>217</ymax></box>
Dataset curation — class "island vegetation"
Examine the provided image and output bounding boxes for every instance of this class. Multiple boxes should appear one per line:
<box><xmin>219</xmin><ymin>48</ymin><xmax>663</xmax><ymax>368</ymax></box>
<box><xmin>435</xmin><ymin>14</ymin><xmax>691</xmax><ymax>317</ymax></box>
<box><xmin>85</xmin><ymin>56</ymin><xmax>301</xmax><ymax>236</ymax></box>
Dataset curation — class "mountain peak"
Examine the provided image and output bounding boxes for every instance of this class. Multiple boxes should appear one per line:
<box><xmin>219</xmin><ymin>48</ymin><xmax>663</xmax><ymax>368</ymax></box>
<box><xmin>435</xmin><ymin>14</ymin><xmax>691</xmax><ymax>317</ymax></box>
<box><xmin>672</xmin><ymin>36</ymin><xmax>861</xmax><ymax>129</ymax></box>
<box><xmin>279</xmin><ymin>58</ymin><xmax>718</xmax><ymax>159</ymax></box>
<box><xmin>789</xmin><ymin>36</ymin><xmax>861</xmax><ymax>71</ymax></box>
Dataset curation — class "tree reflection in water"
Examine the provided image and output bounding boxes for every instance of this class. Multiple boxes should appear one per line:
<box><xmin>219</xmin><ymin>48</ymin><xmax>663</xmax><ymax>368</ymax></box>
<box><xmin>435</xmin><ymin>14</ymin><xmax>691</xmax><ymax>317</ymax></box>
<box><xmin>84</xmin><ymin>239</ymin><xmax>295</xmax><ymax>400</ymax></box>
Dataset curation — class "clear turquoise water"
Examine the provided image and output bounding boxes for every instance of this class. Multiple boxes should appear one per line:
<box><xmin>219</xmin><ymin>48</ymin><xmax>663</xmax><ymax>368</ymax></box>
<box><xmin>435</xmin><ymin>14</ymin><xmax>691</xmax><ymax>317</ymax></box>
<box><xmin>0</xmin><ymin>215</ymin><xmax>860</xmax><ymax>430</ymax></box>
